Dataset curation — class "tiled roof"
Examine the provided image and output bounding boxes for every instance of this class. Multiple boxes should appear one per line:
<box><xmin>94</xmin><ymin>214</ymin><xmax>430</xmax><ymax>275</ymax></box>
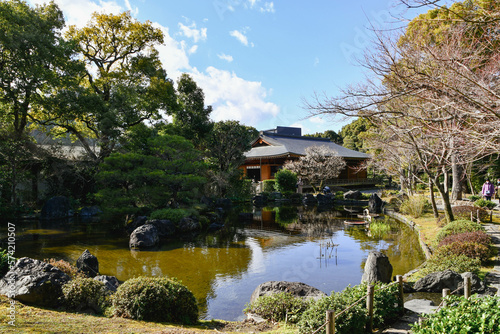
<box><xmin>245</xmin><ymin>134</ymin><xmax>370</xmax><ymax>160</ymax></box>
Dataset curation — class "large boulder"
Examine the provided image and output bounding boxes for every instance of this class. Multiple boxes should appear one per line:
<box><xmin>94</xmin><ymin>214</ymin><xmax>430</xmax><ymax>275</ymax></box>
<box><xmin>343</xmin><ymin>190</ymin><xmax>362</xmax><ymax>200</ymax></box>
<box><xmin>250</xmin><ymin>281</ymin><xmax>326</xmax><ymax>304</ymax></box>
<box><xmin>413</xmin><ymin>269</ymin><xmax>463</xmax><ymax>293</ymax></box>
<box><xmin>40</xmin><ymin>196</ymin><xmax>73</xmax><ymax>220</ymax></box>
<box><xmin>79</xmin><ymin>206</ymin><xmax>102</xmax><ymax>217</ymax></box>
<box><xmin>361</xmin><ymin>251</ymin><xmax>393</xmax><ymax>284</ymax></box>
<box><xmin>129</xmin><ymin>224</ymin><xmax>159</xmax><ymax>249</ymax></box>
<box><xmin>0</xmin><ymin>257</ymin><xmax>70</xmax><ymax>307</ymax></box>
<box><xmin>94</xmin><ymin>275</ymin><xmax>120</xmax><ymax>293</ymax></box>
<box><xmin>368</xmin><ymin>193</ymin><xmax>383</xmax><ymax>214</ymax></box>
<box><xmin>147</xmin><ymin>219</ymin><xmax>176</xmax><ymax>238</ymax></box>
<box><xmin>126</xmin><ymin>216</ymin><xmax>148</xmax><ymax>235</ymax></box>
<box><xmin>76</xmin><ymin>249</ymin><xmax>99</xmax><ymax>278</ymax></box>
<box><xmin>316</xmin><ymin>193</ymin><xmax>334</xmax><ymax>206</ymax></box>
<box><xmin>302</xmin><ymin>194</ymin><xmax>317</xmax><ymax>205</ymax></box>
<box><xmin>177</xmin><ymin>217</ymin><xmax>200</xmax><ymax>233</ymax></box>
<box><xmin>461</xmin><ymin>272</ymin><xmax>485</xmax><ymax>293</ymax></box>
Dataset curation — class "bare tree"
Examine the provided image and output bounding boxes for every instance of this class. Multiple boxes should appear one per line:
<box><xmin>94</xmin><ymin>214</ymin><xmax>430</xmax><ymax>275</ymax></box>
<box><xmin>283</xmin><ymin>145</ymin><xmax>346</xmax><ymax>194</ymax></box>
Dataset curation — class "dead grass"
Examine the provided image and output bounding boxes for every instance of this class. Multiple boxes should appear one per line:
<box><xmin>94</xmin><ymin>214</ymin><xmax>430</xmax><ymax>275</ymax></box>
<box><xmin>0</xmin><ymin>296</ymin><xmax>281</xmax><ymax>334</ymax></box>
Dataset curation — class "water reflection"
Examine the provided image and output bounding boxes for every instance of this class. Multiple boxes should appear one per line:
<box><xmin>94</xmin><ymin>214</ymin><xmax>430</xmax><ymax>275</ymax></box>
<box><xmin>2</xmin><ymin>205</ymin><xmax>425</xmax><ymax>321</ymax></box>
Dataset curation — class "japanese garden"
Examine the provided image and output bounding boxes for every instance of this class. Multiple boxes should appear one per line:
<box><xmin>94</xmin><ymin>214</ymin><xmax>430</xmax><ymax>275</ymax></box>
<box><xmin>1</xmin><ymin>0</ymin><xmax>500</xmax><ymax>333</ymax></box>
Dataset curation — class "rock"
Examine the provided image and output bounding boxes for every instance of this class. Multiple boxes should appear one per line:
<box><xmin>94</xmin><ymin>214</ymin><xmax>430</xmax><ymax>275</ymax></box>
<box><xmin>413</xmin><ymin>269</ymin><xmax>463</xmax><ymax>293</ymax></box>
<box><xmin>147</xmin><ymin>219</ymin><xmax>176</xmax><ymax>238</ymax></box>
<box><xmin>200</xmin><ymin>196</ymin><xmax>215</xmax><ymax>207</ymax></box>
<box><xmin>207</xmin><ymin>223</ymin><xmax>224</xmax><ymax>232</ymax></box>
<box><xmin>368</xmin><ymin>193</ymin><xmax>383</xmax><ymax>214</ymax></box>
<box><xmin>461</xmin><ymin>272</ymin><xmax>485</xmax><ymax>293</ymax></box>
<box><xmin>76</xmin><ymin>249</ymin><xmax>99</xmax><ymax>278</ymax></box>
<box><xmin>126</xmin><ymin>216</ymin><xmax>148</xmax><ymax>235</ymax></box>
<box><xmin>361</xmin><ymin>251</ymin><xmax>393</xmax><ymax>284</ymax></box>
<box><xmin>94</xmin><ymin>275</ymin><xmax>120</xmax><ymax>293</ymax></box>
<box><xmin>0</xmin><ymin>257</ymin><xmax>70</xmax><ymax>307</ymax></box>
<box><xmin>40</xmin><ymin>196</ymin><xmax>73</xmax><ymax>220</ymax></box>
<box><xmin>250</xmin><ymin>281</ymin><xmax>326</xmax><ymax>304</ymax></box>
<box><xmin>252</xmin><ymin>195</ymin><xmax>267</xmax><ymax>206</ymax></box>
<box><xmin>316</xmin><ymin>193</ymin><xmax>334</xmax><ymax>205</ymax></box>
<box><xmin>178</xmin><ymin>217</ymin><xmax>200</xmax><ymax>233</ymax></box>
<box><xmin>302</xmin><ymin>194</ymin><xmax>317</xmax><ymax>205</ymax></box>
<box><xmin>79</xmin><ymin>206</ymin><xmax>102</xmax><ymax>216</ymax></box>
<box><xmin>404</xmin><ymin>299</ymin><xmax>438</xmax><ymax>314</ymax></box>
<box><xmin>129</xmin><ymin>224</ymin><xmax>159</xmax><ymax>249</ymax></box>
<box><xmin>343</xmin><ymin>190</ymin><xmax>362</xmax><ymax>200</ymax></box>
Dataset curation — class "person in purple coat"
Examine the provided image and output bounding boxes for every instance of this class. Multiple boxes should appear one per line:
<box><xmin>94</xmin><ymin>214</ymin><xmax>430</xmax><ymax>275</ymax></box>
<box><xmin>482</xmin><ymin>179</ymin><xmax>495</xmax><ymax>201</ymax></box>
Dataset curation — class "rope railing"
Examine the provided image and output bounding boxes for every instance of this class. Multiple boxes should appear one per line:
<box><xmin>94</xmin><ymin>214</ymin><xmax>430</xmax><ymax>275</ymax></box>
<box><xmin>311</xmin><ymin>275</ymin><xmax>405</xmax><ymax>334</ymax></box>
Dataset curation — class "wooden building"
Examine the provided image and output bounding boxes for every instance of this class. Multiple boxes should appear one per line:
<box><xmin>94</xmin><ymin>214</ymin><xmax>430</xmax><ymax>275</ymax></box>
<box><xmin>241</xmin><ymin>126</ymin><xmax>371</xmax><ymax>186</ymax></box>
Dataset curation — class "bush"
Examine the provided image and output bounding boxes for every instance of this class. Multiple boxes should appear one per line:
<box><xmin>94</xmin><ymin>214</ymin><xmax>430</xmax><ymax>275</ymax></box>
<box><xmin>438</xmin><ymin>231</ymin><xmax>492</xmax><ymax>249</ymax></box>
<box><xmin>369</xmin><ymin>221</ymin><xmax>391</xmax><ymax>239</ymax></box>
<box><xmin>112</xmin><ymin>276</ymin><xmax>198</xmax><ymax>324</ymax></box>
<box><xmin>0</xmin><ymin>249</ymin><xmax>10</xmax><ymax>278</ymax></box>
<box><xmin>399</xmin><ymin>195</ymin><xmax>429</xmax><ymax>218</ymax></box>
<box><xmin>420</xmin><ymin>254</ymin><xmax>481</xmax><ymax>276</ymax></box>
<box><xmin>45</xmin><ymin>258</ymin><xmax>85</xmax><ymax>279</ymax></box>
<box><xmin>435</xmin><ymin>220</ymin><xmax>484</xmax><ymax>244</ymax></box>
<box><xmin>411</xmin><ymin>295</ymin><xmax>500</xmax><ymax>334</ymax></box>
<box><xmin>433</xmin><ymin>242</ymin><xmax>491</xmax><ymax>263</ymax></box>
<box><xmin>468</xmin><ymin>195</ymin><xmax>481</xmax><ymax>201</ymax></box>
<box><xmin>263</xmin><ymin>179</ymin><xmax>276</xmax><ymax>192</ymax></box>
<box><xmin>62</xmin><ymin>277</ymin><xmax>109</xmax><ymax>314</ymax></box>
<box><xmin>149</xmin><ymin>208</ymin><xmax>192</xmax><ymax>224</ymax></box>
<box><xmin>274</xmin><ymin>169</ymin><xmax>297</xmax><ymax>193</ymax></box>
<box><xmin>298</xmin><ymin>283</ymin><xmax>401</xmax><ymax>334</ymax></box>
<box><xmin>448</xmin><ymin>205</ymin><xmax>489</xmax><ymax>222</ymax></box>
<box><xmin>244</xmin><ymin>292</ymin><xmax>309</xmax><ymax>323</ymax></box>
<box><xmin>474</xmin><ymin>199</ymin><xmax>496</xmax><ymax>210</ymax></box>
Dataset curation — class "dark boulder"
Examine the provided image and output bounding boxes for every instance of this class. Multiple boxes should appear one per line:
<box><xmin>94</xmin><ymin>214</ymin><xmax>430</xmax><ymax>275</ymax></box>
<box><xmin>76</xmin><ymin>249</ymin><xmax>99</xmax><ymax>278</ymax></box>
<box><xmin>126</xmin><ymin>216</ymin><xmax>148</xmax><ymax>235</ymax></box>
<box><xmin>316</xmin><ymin>193</ymin><xmax>334</xmax><ymax>206</ymax></box>
<box><xmin>129</xmin><ymin>224</ymin><xmax>159</xmax><ymax>249</ymax></box>
<box><xmin>461</xmin><ymin>272</ymin><xmax>485</xmax><ymax>293</ymax></box>
<box><xmin>343</xmin><ymin>190</ymin><xmax>362</xmax><ymax>200</ymax></box>
<box><xmin>238</xmin><ymin>213</ymin><xmax>254</xmax><ymax>222</ymax></box>
<box><xmin>368</xmin><ymin>193</ymin><xmax>383</xmax><ymax>214</ymax></box>
<box><xmin>302</xmin><ymin>194</ymin><xmax>317</xmax><ymax>205</ymax></box>
<box><xmin>208</xmin><ymin>223</ymin><xmax>224</xmax><ymax>232</ymax></box>
<box><xmin>79</xmin><ymin>206</ymin><xmax>102</xmax><ymax>216</ymax></box>
<box><xmin>0</xmin><ymin>257</ymin><xmax>70</xmax><ymax>307</ymax></box>
<box><xmin>40</xmin><ymin>196</ymin><xmax>73</xmax><ymax>220</ymax></box>
<box><xmin>250</xmin><ymin>281</ymin><xmax>326</xmax><ymax>304</ymax></box>
<box><xmin>413</xmin><ymin>269</ymin><xmax>463</xmax><ymax>293</ymax></box>
<box><xmin>178</xmin><ymin>217</ymin><xmax>200</xmax><ymax>233</ymax></box>
<box><xmin>361</xmin><ymin>251</ymin><xmax>393</xmax><ymax>284</ymax></box>
<box><xmin>94</xmin><ymin>275</ymin><xmax>120</xmax><ymax>293</ymax></box>
<box><xmin>252</xmin><ymin>195</ymin><xmax>267</xmax><ymax>206</ymax></box>
<box><xmin>215</xmin><ymin>198</ymin><xmax>232</xmax><ymax>209</ymax></box>
<box><xmin>147</xmin><ymin>219</ymin><xmax>176</xmax><ymax>238</ymax></box>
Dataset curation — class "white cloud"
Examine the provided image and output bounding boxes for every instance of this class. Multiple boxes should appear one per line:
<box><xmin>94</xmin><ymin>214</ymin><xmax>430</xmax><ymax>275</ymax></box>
<box><xmin>309</xmin><ymin>116</ymin><xmax>325</xmax><ymax>124</ymax></box>
<box><xmin>124</xmin><ymin>0</ymin><xmax>139</xmax><ymax>16</ymax></box>
<box><xmin>178</xmin><ymin>21</ymin><xmax>207</xmax><ymax>43</ymax></box>
<box><xmin>218</xmin><ymin>53</ymin><xmax>234</xmax><ymax>62</ymax></box>
<box><xmin>230</xmin><ymin>29</ymin><xmax>253</xmax><ymax>47</ymax></box>
<box><xmin>28</xmin><ymin>0</ymin><xmax>123</xmax><ymax>27</ymax></box>
<box><xmin>260</xmin><ymin>2</ymin><xmax>275</xmax><ymax>13</ymax></box>
<box><xmin>191</xmin><ymin>67</ymin><xmax>280</xmax><ymax>126</ymax></box>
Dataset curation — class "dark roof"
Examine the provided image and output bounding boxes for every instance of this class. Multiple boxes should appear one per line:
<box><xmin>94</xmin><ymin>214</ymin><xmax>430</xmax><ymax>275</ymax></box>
<box><xmin>245</xmin><ymin>132</ymin><xmax>371</xmax><ymax>160</ymax></box>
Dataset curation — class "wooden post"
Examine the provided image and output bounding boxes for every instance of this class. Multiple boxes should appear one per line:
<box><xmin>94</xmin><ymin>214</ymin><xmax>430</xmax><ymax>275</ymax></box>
<box><xmin>396</xmin><ymin>275</ymin><xmax>404</xmax><ymax>315</ymax></box>
<box><xmin>442</xmin><ymin>288</ymin><xmax>450</xmax><ymax>307</ymax></box>
<box><xmin>366</xmin><ymin>284</ymin><xmax>374</xmax><ymax>333</ymax></box>
<box><xmin>326</xmin><ymin>310</ymin><xmax>335</xmax><ymax>334</ymax></box>
<box><xmin>464</xmin><ymin>276</ymin><xmax>471</xmax><ymax>299</ymax></box>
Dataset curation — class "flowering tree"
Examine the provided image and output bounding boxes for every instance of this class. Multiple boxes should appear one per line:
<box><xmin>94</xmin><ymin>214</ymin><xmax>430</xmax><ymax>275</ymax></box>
<box><xmin>283</xmin><ymin>145</ymin><xmax>346</xmax><ymax>193</ymax></box>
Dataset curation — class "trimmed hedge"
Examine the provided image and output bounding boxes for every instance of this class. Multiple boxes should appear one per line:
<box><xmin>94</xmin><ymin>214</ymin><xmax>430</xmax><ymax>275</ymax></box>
<box><xmin>62</xmin><ymin>277</ymin><xmax>109</xmax><ymax>314</ymax></box>
<box><xmin>435</xmin><ymin>220</ymin><xmax>484</xmax><ymax>244</ymax></box>
<box><xmin>112</xmin><ymin>276</ymin><xmax>198</xmax><ymax>324</ymax></box>
<box><xmin>438</xmin><ymin>231</ymin><xmax>492</xmax><ymax>250</ymax></box>
<box><xmin>244</xmin><ymin>292</ymin><xmax>309</xmax><ymax>324</ymax></box>
<box><xmin>262</xmin><ymin>179</ymin><xmax>276</xmax><ymax>192</ymax></box>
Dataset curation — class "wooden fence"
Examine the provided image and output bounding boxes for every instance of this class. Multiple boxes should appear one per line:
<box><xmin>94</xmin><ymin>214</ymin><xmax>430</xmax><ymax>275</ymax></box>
<box><xmin>311</xmin><ymin>275</ymin><xmax>474</xmax><ymax>334</ymax></box>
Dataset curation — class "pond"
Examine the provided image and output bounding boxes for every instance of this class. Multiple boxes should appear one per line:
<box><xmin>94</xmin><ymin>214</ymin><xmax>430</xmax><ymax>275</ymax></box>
<box><xmin>2</xmin><ymin>205</ymin><xmax>425</xmax><ymax>321</ymax></box>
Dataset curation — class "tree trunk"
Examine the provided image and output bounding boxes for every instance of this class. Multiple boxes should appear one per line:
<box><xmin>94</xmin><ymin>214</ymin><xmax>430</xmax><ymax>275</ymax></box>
<box><xmin>451</xmin><ymin>160</ymin><xmax>464</xmax><ymax>201</ymax></box>
<box><xmin>429</xmin><ymin>178</ymin><xmax>439</xmax><ymax>218</ymax></box>
<box><xmin>432</xmin><ymin>174</ymin><xmax>454</xmax><ymax>223</ymax></box>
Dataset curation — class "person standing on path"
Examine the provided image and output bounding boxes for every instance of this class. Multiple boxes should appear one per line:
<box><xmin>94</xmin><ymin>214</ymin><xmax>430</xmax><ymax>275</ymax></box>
<box><xmin>497</xmin><ymin>178</ymin><xmax>500</xmax><ymax>203</ymax></box>
<box><xmin>482</xmin><ymin>179</ymin><xmax>495</xmax><ymax>201</ymax></box>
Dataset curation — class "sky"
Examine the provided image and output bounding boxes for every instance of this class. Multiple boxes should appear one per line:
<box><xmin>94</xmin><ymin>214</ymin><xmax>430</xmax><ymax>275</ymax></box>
<box><xmin>28</xmin><ymin>0</ymin><xmax>427</xmax><ymax>134</ymax></box>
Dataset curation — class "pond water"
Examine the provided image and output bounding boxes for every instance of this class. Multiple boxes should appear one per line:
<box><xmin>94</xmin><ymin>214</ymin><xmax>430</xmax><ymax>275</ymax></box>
<box><xmin>3</xmin><ymin>205</ymin><xmax>425</xmax><ymax>321</ymax></box>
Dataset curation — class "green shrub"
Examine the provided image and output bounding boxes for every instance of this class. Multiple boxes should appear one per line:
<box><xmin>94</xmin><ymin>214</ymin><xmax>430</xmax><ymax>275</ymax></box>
<box><xmin>433</xmin><ymin>242</ymin><xmax>491</xmax><ymax>263</ymax></box>
<box><xmin>435</xmin><ymin>220</ymin><xmax>484</xmax><ymax>244</ymax></box>
<box><xmin>438</xmin><ymin>231</ymin><xmax>492</xmax><ymax>250</ymax></box>
<box><xmin>420</xmin><ymin>254</ymin><xmax>481</xmax><ymax>276</ymax></box>
<box><xmin>474</xmin><ymin>199</ymin><xmax>496</xmax><ymax>210</ymax></box>
<box><xmin>244</xmin><ymin>292</ymin><xmax>309</xmax><ymax>324</ymax></box>
<box><xmin>274</xmin><ymin>169</ymin><xmax>297</xmax><ymax>193</ymax></box>
<box><xmin>369</xmin><ymin>221</ymin><xmax>391</xmax><ymax>239</ymax></box>
<box><xmin>468</xmin><ymin>195</ymin><xmax>481</xmax><ymax>201</ymax></box>
<box><xmin>0</xmin><ymin>249</ymin><xmax>11</xmax><ymax>278</ymax></box>
<box><xmin>112</xmin><ymin>276</ymin><xmax>198</xmax><ymax>324</ymax></box>
<box><xmin>399</xmin><ymin>195</ymin><xmax>429</xmax><ymax>218</ymax></box>
<box><xmin>448</xmin><ymin>205</ymin><xmax>489</xmax><ymax>222</ymax></box>
<box><xmin>150</xmin><ymin>208</ymin><xmax>192</xmax><ymax>224</ymax></box>
<box><xmin>411</xmin><ymin>295</ymin><xmax>500</xmax><ymax>334</ymax></box>
<box><xmin>263</xmin><ymin>179</ymin><xmax>276</xmax><ymax>192</ymax></box>
<box><xmin>298</xmin><ymin>283</ymin><xmax>401</xmax><ymax>334</ymax></box>
<box><xmin>62</xmin><ymin>277</ymin><xmax>109</xmax><ymax>314</ymax></box>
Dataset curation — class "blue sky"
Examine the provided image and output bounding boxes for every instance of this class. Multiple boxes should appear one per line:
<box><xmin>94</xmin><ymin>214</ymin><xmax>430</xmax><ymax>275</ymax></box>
<box><xmin>29</xmin><ymin>0</ymin><xmax>427</xmax><ymax>134</ymax></box>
